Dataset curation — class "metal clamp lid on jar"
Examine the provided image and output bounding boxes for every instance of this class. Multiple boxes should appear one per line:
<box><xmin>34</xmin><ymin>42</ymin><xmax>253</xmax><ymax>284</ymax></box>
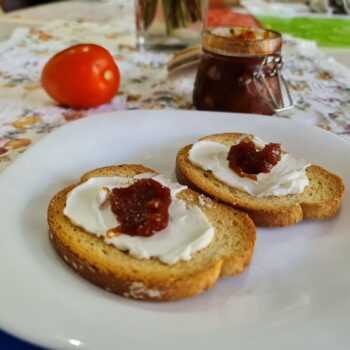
<box><xmin>202</xmin><ymin>27</ymin><xmax>294</xmax><ymax>114</ymax></box>
<box><xmin>253</xmin><ymin>54</ymin><xmax>293</xmax><ymax>114</ymax></box>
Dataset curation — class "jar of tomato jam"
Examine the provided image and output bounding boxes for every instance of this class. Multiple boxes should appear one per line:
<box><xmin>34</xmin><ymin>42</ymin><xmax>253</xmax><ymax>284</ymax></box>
<box><xmin>193</xmin><ymin>27</ymin><xmax>293</xmax><ymax>115</ymax></box>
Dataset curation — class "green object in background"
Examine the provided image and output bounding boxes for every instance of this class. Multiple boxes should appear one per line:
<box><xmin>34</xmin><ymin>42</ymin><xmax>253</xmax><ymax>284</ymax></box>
<box><xmin>258</xmin><ymin>16</ymin><xmax>350</xmax><ymax>48</ymax></box>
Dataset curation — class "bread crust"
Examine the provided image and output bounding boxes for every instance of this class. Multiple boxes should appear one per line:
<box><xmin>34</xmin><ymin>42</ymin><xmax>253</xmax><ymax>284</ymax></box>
<box><xmin>176</xmin><ymin>133</ymin><xmax>345</xmax><ymax>227</ymax></box>
<box><xmin>48</xmin><ymin>164</ymin><xmax>256</xmax><ymax>301</ymax></box>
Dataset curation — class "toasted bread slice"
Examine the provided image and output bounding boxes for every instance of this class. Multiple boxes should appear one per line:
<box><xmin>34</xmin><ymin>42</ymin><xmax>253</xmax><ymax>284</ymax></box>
<box><xmin>176</xmin><ymin>133</ymin><xmax>345</xmax><ymax>227</ymax></box>
<box><xmin>48</xmin><ymin>164</ymin><xmax>256</xmax><ymax>302</ymax></box>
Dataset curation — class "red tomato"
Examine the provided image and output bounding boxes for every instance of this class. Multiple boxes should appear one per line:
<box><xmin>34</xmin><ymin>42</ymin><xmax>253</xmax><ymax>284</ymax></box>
<box><xmin>41</xmin><ymin>44</ymin><xmax>120</xmax><ymax>109</ymax></box>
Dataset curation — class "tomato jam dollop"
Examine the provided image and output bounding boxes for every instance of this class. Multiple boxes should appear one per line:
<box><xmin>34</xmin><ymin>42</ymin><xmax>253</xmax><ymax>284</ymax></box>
<box><xmin>110</xmin><ymin>179</ymin><xmax>171</xmax><ymax>237</ymax></box>
<box><xmin>227</xmin><ymin>138</ymin><xmax>282</xmax><ymax>180</ymax></box>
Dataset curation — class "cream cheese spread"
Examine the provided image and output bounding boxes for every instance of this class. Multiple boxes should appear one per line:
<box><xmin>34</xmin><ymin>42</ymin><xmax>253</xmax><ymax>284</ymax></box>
<box><xmin>188</xmin><ymin>138</ymin><xmax>310</xmax><ymax>197</ymax></box>
<box><xmin>63</xmin><ymin>173</ymin><xmax>214</xmax><ymax>265</ymax></box>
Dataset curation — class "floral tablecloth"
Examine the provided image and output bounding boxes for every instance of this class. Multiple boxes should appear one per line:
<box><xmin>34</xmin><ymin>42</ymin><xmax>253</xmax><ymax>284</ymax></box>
<box><xmin>0</xmin><ymin>5</ymin><xmax>350</xmax><ymax>172</ymax></box>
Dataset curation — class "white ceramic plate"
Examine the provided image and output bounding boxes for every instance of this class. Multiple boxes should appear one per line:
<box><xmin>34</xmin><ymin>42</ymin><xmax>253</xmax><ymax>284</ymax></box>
<box><xmin>0</xmin><ymin>110</ymin><xmax>349</xmax><ymax>350</ymax></box>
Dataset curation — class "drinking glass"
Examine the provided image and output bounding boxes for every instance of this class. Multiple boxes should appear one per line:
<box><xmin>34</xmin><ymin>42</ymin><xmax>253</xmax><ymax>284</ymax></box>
<box><xmin>135</xmin><ymin>0</ymin><xmax>208</xmax><ymax>50</ymax></box>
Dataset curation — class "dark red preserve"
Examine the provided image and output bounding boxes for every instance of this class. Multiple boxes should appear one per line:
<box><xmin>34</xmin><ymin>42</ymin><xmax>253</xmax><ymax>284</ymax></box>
<box><xmin>110</xmin><ymin>179</ymin><xmax>171</xmax><ymax>237</ymax></box>
<box><xmin>193</xmin><ymin>27</ymin><xmax>292</xmax><ymax>115</ymax></box>
<box><xmin>227</xmin><ymin>138</ymin><xmax>282</xmax><ymax>180</ymax></box>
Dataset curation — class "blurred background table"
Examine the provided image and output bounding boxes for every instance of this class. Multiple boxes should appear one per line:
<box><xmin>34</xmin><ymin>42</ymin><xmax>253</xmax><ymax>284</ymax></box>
<box><xmin>1</xmin><ymin>0</ymin><xmax>349</xmax><ymax>66</ymax></box>
<box><xmin>0</xmin><ymin>1</ymin><xmax>349</xmax><ymax>349</ymax></box>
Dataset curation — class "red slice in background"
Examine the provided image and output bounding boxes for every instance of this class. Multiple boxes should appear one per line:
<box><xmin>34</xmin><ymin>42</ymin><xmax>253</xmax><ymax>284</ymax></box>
<box><xmin>207</xmin><ymin>8</ymin><xmax>262</xmax><ymax>28</ymax></box>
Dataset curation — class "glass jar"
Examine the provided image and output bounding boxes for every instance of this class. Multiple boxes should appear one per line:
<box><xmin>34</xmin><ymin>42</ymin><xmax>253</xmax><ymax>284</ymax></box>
<box><xmin>193</xmin><ymin>27</ymin><xmax>293</xmax><ymax>115</ymax></box>
<box><xmin>135</xmin><ymin>0</ymin><xmax>208</xmax><ymax>50</ymax></box>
